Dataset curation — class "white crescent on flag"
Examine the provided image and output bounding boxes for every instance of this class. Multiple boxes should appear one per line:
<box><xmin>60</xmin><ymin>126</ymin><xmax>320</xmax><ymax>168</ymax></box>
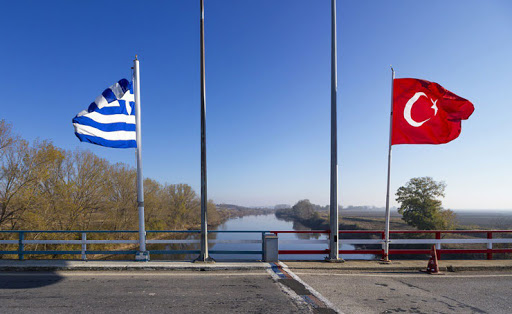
<box><xmin>403</xmin><ymin>92</ymin><xmax>439</xmax><ymax>127</ymax></box>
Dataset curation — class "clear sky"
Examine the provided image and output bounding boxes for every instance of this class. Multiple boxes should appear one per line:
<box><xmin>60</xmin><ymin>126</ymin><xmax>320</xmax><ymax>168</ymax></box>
<box><xmin>1</xmin><ymin>0</ymin><xmax>511</xmax><ymax>209</ymax></box>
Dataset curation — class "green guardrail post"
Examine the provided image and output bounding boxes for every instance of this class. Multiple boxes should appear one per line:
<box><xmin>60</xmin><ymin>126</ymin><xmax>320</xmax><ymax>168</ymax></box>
<box><xmin>81</xmin><ymin>232</ymin><xmax>87</xmax><ymax>261</ymax></box>
<box><xmin>261</xmin><ymin>232</ymin><xmax>265</xmax><ymax>260</ymax></box>
<box><xmin>18</xmin><ymin>231</ymin><xmax>24</xmax><ymax>261</ymax></box>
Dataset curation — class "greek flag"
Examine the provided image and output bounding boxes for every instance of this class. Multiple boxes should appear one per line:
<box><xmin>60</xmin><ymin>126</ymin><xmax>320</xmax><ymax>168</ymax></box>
<box><xmin>73</xmin><ymin>79</ymin><xmax>136</xmax><ymax>148</ymax></box>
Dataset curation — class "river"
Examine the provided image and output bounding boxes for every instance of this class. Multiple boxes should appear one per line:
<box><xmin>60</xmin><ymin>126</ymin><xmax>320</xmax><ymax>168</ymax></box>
<box><xmin>155</xmin><ymin>214</ymin><xmax>374</xmax><ymax>261</ymax></box>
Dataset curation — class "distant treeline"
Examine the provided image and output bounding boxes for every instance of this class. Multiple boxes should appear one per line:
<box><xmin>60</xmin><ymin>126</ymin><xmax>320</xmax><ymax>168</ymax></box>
<box><xmin>0</xmin><ymin>120</ymin><xmax>221</xmax><ymax>231</ymax></box>
<box><xmin>275</xmin><ymin>200</ymin><xmax>327</xmax><ymax>229</ymax></box>
<box><xmin>216</xmin><ymin>204</ymin><xmax>275</xmax><ymax>218</ymax></box>
<box><xmin>278</xmin><ymin>203</ymin><xmax>389</xmax><ymax>212</ymax></box>
<box><xmin>275</xmin><ymin>200</ymin><xmax>400</xmax><ymax>231</ymax></box>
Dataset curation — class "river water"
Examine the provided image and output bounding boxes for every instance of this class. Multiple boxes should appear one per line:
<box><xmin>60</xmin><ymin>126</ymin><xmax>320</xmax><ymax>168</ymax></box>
<box><xmin>155</xmin><ymin>214</ymin><xmax>374</xmax><ymax>261</ymax></box>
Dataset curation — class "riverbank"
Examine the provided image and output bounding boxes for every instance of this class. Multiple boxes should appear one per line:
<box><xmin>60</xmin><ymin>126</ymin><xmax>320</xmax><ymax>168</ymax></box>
<box><xmin>177</xmin><ymin>206</ymin><xmax>274</xmax><ymax>230</ymax></box>
<box><xmin>275</xmin><ymin>210</ymin><xmax>412</xmax><ymax>233</ymax></box>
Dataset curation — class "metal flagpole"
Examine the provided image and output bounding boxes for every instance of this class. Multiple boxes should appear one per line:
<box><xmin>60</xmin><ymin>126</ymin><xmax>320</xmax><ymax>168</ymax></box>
<box><xmin>133</xmin><ymin>55</ymin><xmax>149</xmax><ymax>261</ymax></box>
<box><xmin>328</xmin><ymin>0</ymin><xmax>341</xmax><ymax>262</ymax></box>
<box><xmin>382</xmin><ymin>66</ymin><xmax>395</xmax><ymax>263</ymax></box>
<box><xmin>195</xmin><ymin>0</ymin><xmax>213</xmax><ymax>262</ymax></box>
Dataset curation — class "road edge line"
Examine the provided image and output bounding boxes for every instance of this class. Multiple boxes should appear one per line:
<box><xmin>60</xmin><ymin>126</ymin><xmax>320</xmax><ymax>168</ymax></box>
<box><xmin>278</xmin><ymin>261</ymin><xmax>344</xmax><ymax>314</ymax></box>
<box><xmin>266</xmin><ymin>267</ymin><xmax>314</xmax><ymax>313</ymax></box>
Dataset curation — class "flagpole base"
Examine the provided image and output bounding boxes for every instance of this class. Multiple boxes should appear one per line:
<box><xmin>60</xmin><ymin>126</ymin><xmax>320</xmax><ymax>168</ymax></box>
<box><xmin>420</xmin><ymin>270</ymin><xmax>444</xmax><ymax>275</ymax></box>
<box><xmin>325</xmin><ymin>257</ymin><xmax>345</xmax><ymax>263</ymax></box>
<box><xmin>193</xmin><ymin>256</ymin><xmax>215</xmax><ymax>263</ymax></box>
<box><xmin>135</xmin><ymin>251</ymin><xmax>150</xmax><ymax>261</ymax></box>
<box><xmin>380</xmin><ymin>255</ymin><xmax>392</xmax><ymax>264</ymax></box>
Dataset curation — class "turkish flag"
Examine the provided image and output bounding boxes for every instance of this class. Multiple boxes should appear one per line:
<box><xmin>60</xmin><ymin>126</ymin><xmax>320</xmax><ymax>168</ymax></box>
<box><xmin>392</xmin><ymin>78</ymin><xmax>474</xmax><ymax>145</ymax></box>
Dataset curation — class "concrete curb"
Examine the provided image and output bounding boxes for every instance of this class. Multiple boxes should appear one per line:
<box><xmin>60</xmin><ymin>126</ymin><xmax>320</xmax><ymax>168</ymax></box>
<box><xmin>0</xmin><ymin>261</ymin><xmax>273</xmax><ymax>272</ymax></box>
<box><xmin>286</xmin><ymin>266</ymin><xmax>427</xmax><ymax>271</ymax></box>
<box><xmin>444</xmin><ymin>265</ymin><xmax>512</xmax><ymax>272</ymax></box>
<box><xmin>283</xmin><ymin>265</ymin><xmax>512</xmax><ymax>272</ymax></box>
<box><xmin>0</xmin><ymin>266</ymin><xmax>271</xmax><ymax>272</ymax></box>
<box><xmin>1</xmin><ymin>261</ymin><xmax>510</xmax><ymax>272</ymax></box>
<box><xmin>282</xmin><ymin>260</ymin><xmax>512</xmax><ymax>272</ymax></box>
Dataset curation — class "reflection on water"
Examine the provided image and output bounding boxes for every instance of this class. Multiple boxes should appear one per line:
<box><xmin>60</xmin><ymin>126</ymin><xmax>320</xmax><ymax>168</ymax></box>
<box><xmin>150</xmin><ymin>214</ymin><xmax>375</xmax><ymax>261</ymax></box>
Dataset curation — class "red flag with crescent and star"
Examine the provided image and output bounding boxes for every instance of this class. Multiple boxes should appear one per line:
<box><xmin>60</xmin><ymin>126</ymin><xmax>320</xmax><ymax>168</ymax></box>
<box><xmin>392</xmin><ymin>78</ymin><xmax>474</xmax><ymax>145</ymax></box>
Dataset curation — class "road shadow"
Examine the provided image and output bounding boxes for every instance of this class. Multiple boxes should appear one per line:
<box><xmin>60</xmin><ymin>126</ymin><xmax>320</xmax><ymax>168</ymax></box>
<box><xmin>360</xmin><ymin>270</ymin><xmax>426</xmax><ymax>275</ymax></box>
<box><xmin>0</xmin><ymin>260</ymin><xmax>70</xmax><ymax>289</ymax></box>
<box><xmin>0</xmin><ymin>272</ymin><xmax>65</xmax><ymax>289</ymax></box>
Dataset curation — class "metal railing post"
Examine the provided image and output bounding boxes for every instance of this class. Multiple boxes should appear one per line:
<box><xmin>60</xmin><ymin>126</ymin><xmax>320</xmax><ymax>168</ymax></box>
<box><xmin>18</xmin><ymin>232</ymin><xmax>24</xmax><ymax>261</ymax></box>
<box><xmin>435</xmin><ymin>232</ymin><xmax>441</xmax><ymax>260</ymax></box>
<box><xmin>381</xmin><ymin>232</ymin><xmax>386</xmax><ymax>260</ymax></box>
<box><xmin>261</xmin><ymin>232</ymin><xmax>265</xmax><ymax>261</ymax></box>
<box><xmin>81</xmin><ymin>232</ymin><xmax>87</xmax><ymax>261</ymax></box>
<box><xmin>487</xmin><ymin>232</ymin><xmax>493</xmax><ymax>260</ymax></box>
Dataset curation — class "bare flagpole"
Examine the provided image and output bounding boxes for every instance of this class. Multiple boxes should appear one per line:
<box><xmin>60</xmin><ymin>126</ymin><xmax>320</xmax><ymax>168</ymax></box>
<box><xmin>383</xmin><ymin>66</ymin><xmax>395</xmax><ymax>263</ymax></box>
<box><xmin>133</xmin><ymin>55</ymin><xmax>149</xmax><ymax>261</ymax></box>
<box><xmin>328</xmin><ymin>0</ymin><xmax>341</xmax><ymax>262</ymax></box>
<box><xmin>195</xmin><ymin>0</ymin><xmax>213</xmax><ymax>262</ymax></box>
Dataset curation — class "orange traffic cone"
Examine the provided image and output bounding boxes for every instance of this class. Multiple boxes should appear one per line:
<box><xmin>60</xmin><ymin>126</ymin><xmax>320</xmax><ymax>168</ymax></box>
<box><xmin>425</xmin><ymin>245</ymin><xmax>440</xmax><ymax>274</ymax></box>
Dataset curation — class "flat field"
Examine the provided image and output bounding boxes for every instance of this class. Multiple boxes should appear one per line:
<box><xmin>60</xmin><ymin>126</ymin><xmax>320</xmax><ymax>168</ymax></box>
<box><xmin>335</xmin><ymin>209</ymin><xmax>512</xmax><ymax>230</ymax></box>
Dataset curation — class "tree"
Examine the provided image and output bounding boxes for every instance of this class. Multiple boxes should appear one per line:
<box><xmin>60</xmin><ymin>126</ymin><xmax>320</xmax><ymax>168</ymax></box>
<box><xmin>0</xmin><ymin>120</ymin><xmax>14</xmax><ymax>154</ymax></box>
<box><xmin>292</xmin><ymin>199</ymin><xmax>318</xmax><ymax>221</ymax></box>
<box><xmin>105</xmin><ymin>162</ymin><xmax>137</xmax><ymax>230</ymax></box>
<box><xmin>0</xmin><ymin>139</ymin><xmax>55</xmax><ymax>229</ymax></box>
<box><xmin>0</xmin><ymin>120</ymin><xmax>224</xmax><ymax>235</ymax></box>
<box><xmin>163</xmin><ymin>184</ymin><xmax>200</xmax><ymax>228</ymax></box>
<box><xmin>396</xmin><ymin>177</ymin><xmax>455</xmax><ymax>230</ymax></box>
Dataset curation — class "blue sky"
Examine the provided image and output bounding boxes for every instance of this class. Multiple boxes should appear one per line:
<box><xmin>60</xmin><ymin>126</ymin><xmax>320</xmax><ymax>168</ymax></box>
<box><xmin>1</xmin><ymin>0</ymin><xmax>511</xmax><ymax>209</ymax></box>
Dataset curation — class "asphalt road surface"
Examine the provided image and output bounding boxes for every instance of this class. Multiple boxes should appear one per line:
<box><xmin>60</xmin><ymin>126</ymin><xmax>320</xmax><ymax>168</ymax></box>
<box><xmin>292</xmin><ymin>270</ymin><xmax>512</xmax><ymax>314</ymax></box>
<box><xmin>0</xmin><ymin>270</ymin><xmax>311</xmax><ymax>313</ymax></box>
<box><xmin>2</xmin><ymin>269</ymin><xmax>512</xmax><ymax>313</ymax></box>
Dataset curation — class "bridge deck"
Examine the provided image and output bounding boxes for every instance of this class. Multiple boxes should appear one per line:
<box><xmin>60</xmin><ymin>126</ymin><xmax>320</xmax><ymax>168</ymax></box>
<box><xmin>1</xmin><ymin>261</ymin><xmax>512</xmax><ymax>313</ymax></box>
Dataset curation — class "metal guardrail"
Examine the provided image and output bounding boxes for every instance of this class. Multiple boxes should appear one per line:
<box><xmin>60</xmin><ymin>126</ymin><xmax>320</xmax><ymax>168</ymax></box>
<box><xmin>271</xmin><ymin>230</ymin><xmax>512</xmax><ymax>260</ymax></box>
<box><xmin>0</xmin><ymin>230</ymin><xmax>268</xmax><ymax>260</ymax></box>
<box><xmin>1</xmin><ymin>229</ymin><xmax>512</xmax><ymax>260</ymax></box>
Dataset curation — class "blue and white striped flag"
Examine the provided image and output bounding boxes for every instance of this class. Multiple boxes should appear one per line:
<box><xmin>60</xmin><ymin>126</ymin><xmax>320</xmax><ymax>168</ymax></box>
<box><xmin>73</xmin><ymin>79</ymin><xmax>137</xmax><ymax>148</ymax></box>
